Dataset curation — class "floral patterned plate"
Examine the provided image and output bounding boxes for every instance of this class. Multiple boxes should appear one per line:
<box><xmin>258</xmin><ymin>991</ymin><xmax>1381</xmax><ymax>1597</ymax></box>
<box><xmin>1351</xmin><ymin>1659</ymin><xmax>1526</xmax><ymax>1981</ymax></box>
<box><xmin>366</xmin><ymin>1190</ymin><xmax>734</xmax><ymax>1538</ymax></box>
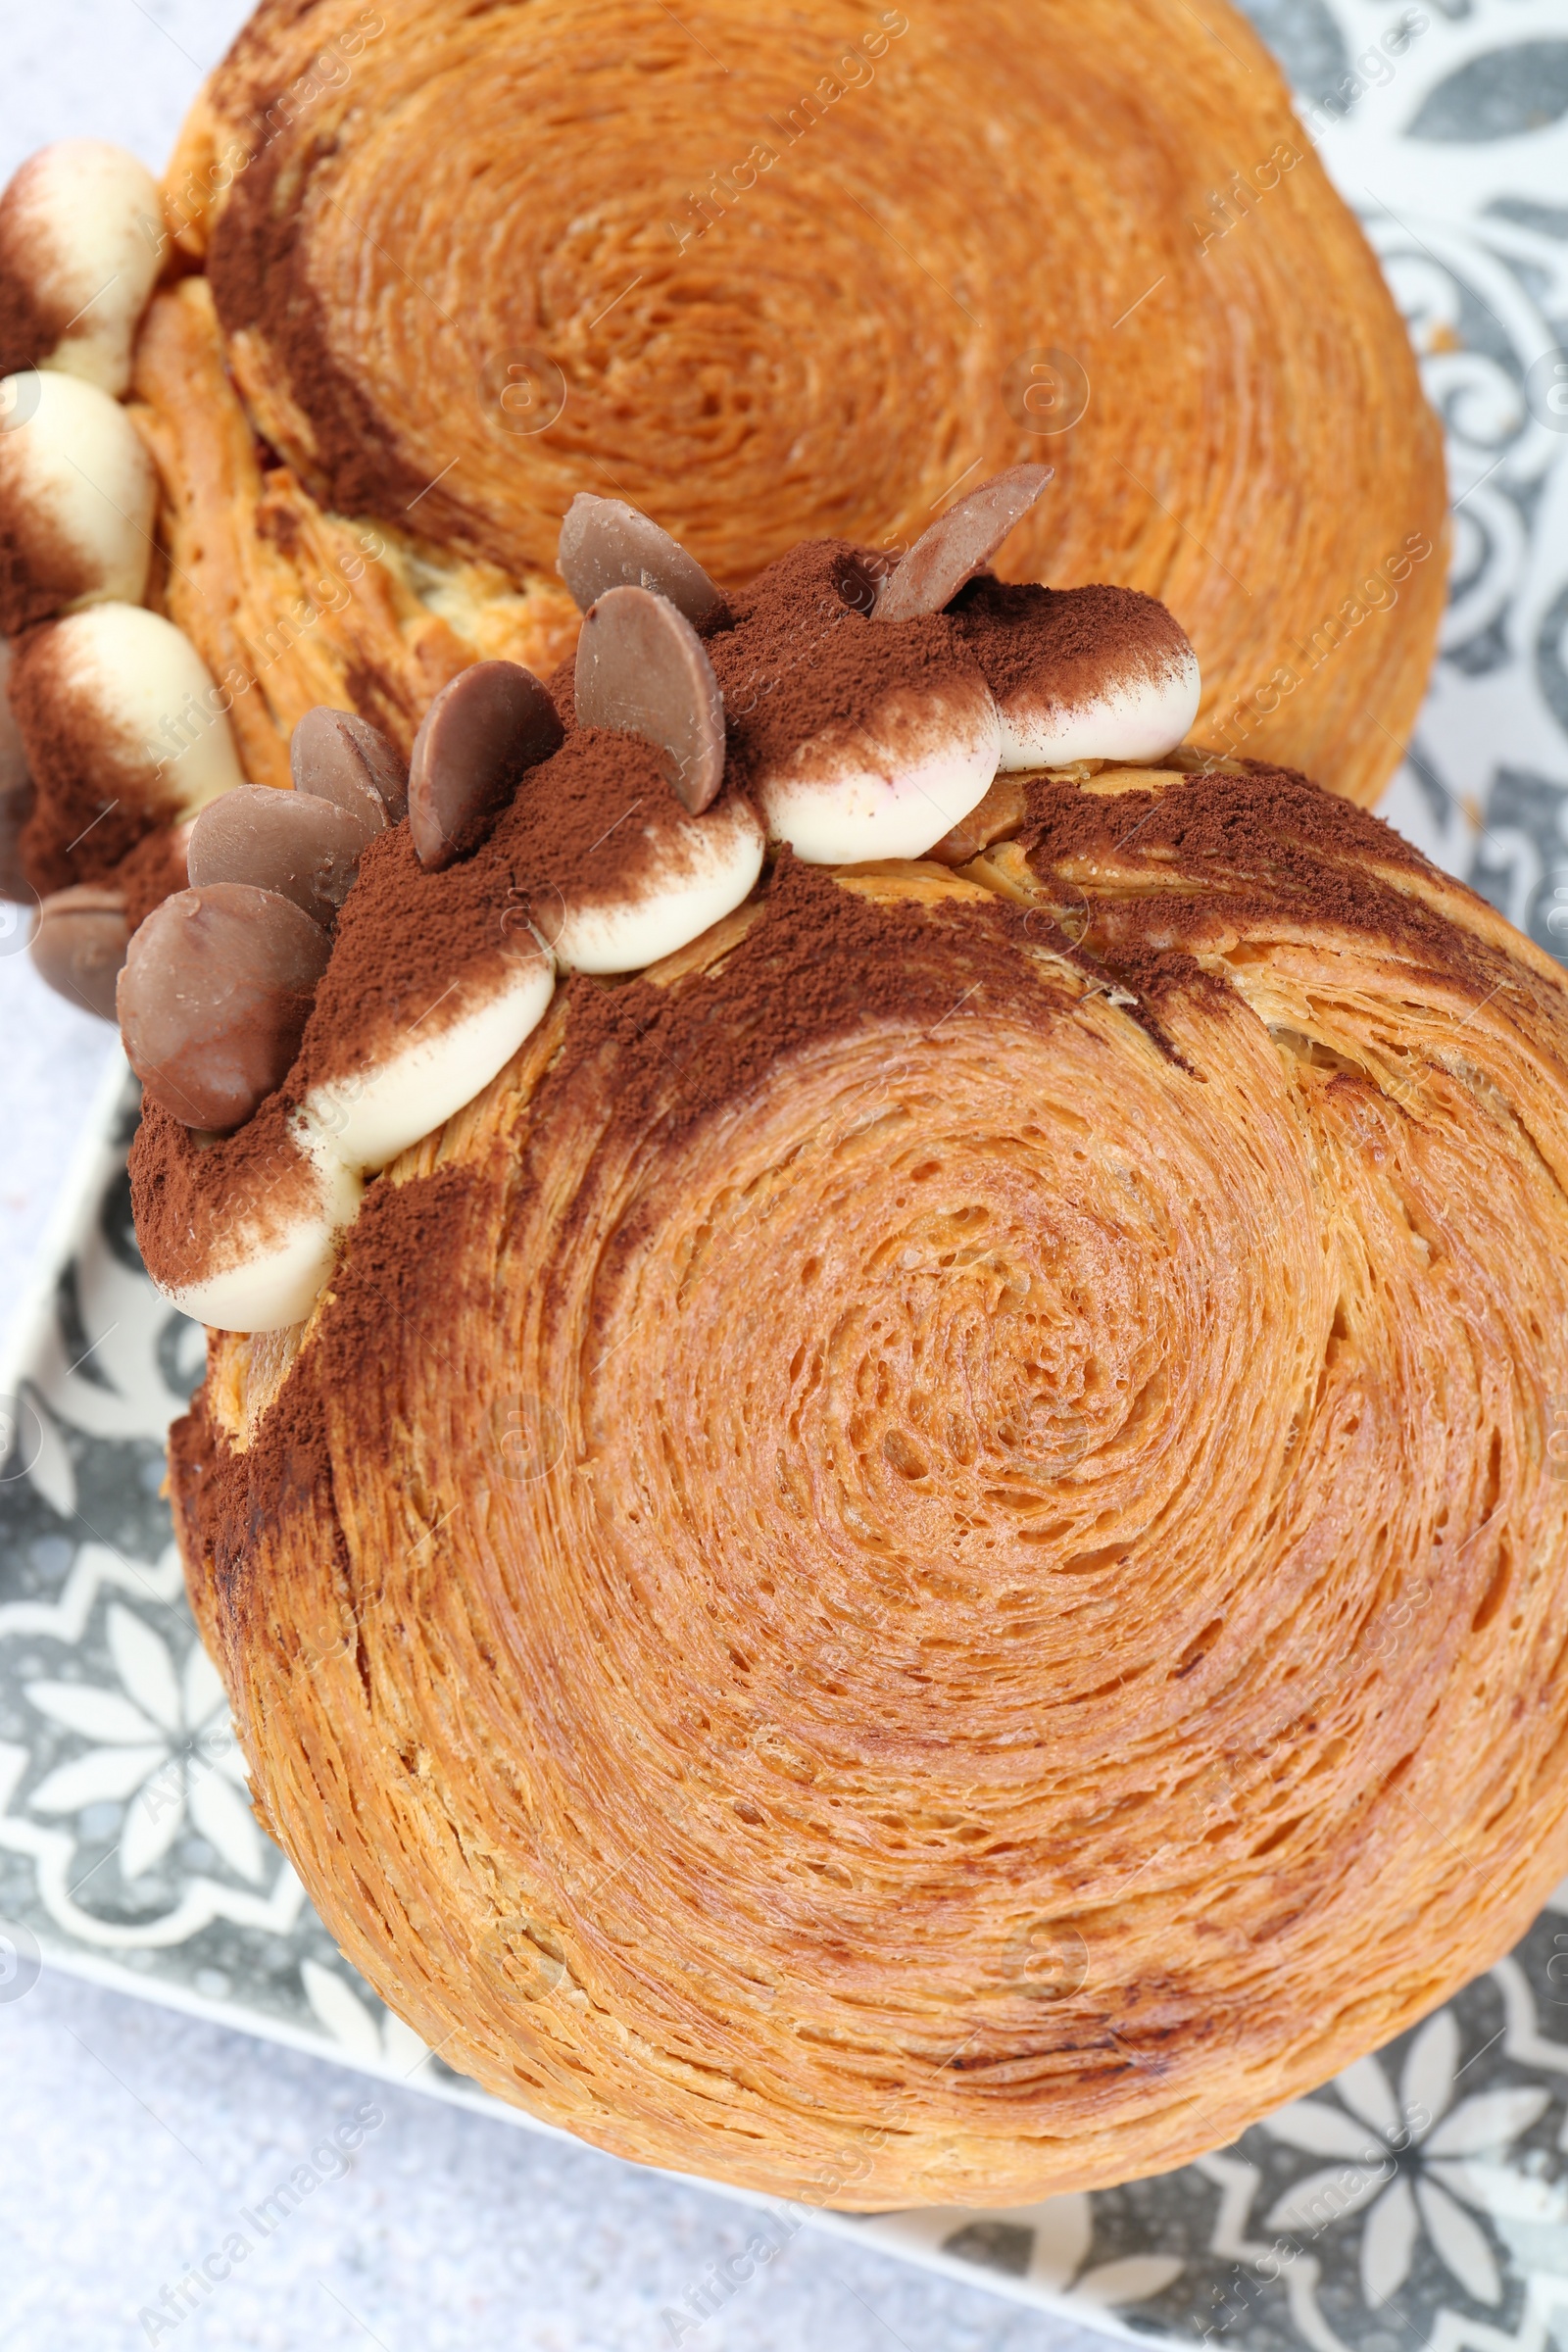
<box><xmin>5</xmin><ymin>0</ymin><xmax>1568</xmax><ymax>2338</ymax></box>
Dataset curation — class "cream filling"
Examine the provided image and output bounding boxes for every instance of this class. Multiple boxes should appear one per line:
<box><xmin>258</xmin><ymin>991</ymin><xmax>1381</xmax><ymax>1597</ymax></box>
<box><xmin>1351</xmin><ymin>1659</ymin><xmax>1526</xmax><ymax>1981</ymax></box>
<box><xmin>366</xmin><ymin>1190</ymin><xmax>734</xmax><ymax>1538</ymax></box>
<box><xmin>8</xmin><ymin>142</ymin><xmax>163</xmax><ymax>397</ymax></box>
<box><xmin>173</xmin><ymin>953</ymin><xmax>559</xmax><ymax>1331</ymax></box>
<box><xmin>759</xmin><ymin>696</ymin><xmax>1003</xmax><ymax>864</ymax></box>
<box><xmin>996</xmin><ymin>650</ymin><xmax>1201</xmax><ymax>771</ymax></box>
<box><xmin>545</xmin><ymin>798</ymin><xmax>764</xmax><ymax>974</ymax></box>
<box><xmin>51</xmin><ymin>602</ymin><xmax>245</xmax><ymax>815</ymax></box>
<box><xmin>158</xmin><ymin>1126</ymin><xmax>363</xmax><ymax>1336</ymax></box>
<box><xmin>0</xmin><ymin>369</ymin><xmax>155</xmax><ymax>611</ymax></box>
<box><xmin>304</xmin><ymin>947</ymin><xmax>557</xmax><ymax>1175</ymax></box>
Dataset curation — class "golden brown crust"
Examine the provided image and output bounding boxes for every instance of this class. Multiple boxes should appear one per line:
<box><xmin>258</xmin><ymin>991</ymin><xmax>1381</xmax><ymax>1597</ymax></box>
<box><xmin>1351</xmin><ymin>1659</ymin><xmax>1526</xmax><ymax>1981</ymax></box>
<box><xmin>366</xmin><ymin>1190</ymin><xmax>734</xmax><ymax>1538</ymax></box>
<box><xmin>158</xmin><ymin>0</ymin><xmax>1446</xmax><ymax>805</ymax></box>
<box><xmin>128</xmin><ymin>277</ymin><xmax>581</xmax><ymax>774</ymax></box>
<box><xmin>174</xmin><ymin>765</ymin><xmax>1568</xmax><ymax>2208</ymax></box>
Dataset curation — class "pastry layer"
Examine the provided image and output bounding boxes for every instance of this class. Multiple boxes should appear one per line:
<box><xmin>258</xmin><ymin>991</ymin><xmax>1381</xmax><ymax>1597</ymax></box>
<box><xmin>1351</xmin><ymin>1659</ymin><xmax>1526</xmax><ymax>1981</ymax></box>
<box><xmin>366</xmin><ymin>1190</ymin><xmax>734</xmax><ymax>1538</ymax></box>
<box><xmin>157</xmin><ymin>0</ymin><xmax>1446</xmax><ymax>803</ymax></box>
<box><xmin>171</xmin><ymin>762</ymin><xmax>1568</xmax><ymax>2206</ymax></box>
<box><xmin>129</xmin><ymin>277</ymin><xmax>581</xmax><ymax>787</ymax></box>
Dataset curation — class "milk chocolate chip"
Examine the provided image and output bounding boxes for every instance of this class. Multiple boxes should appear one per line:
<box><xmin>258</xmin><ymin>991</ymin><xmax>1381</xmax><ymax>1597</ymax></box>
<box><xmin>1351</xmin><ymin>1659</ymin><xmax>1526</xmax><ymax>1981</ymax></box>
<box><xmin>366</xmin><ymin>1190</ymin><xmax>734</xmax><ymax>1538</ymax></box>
<box><xmin>117</xmin><ymin>884</ymin><xmax>331</xmax><ymax>1132</ymax></box>
<box><xmin>409</xmin><ymin>661</ymin><xmax>564</xmax><ymax>871</ymax></box>
<box><xmin>574</xmin><ymin>587</ymin><xmax>726</xmax><ymax>816</ymax></box>
<box><xmin>559</xmin><ymin>494</ymin><xmax>729</xmax><ymax>629</ymax></box>
<box><xmin>188</xmin><ymin>786</ymin><xmax>378</xmax><ymax>924</ymax></box>
<box><xmin>874</xmin><ymin>466</ymin><xmax>1054</xmax><ymax>623</ymax></box>
<box><xmin>30</xmin><ymin>884</ymin><xmax>126</xmax><ymax>1019</ymax></box>
<box><xmin>291</xmin><ymin>707</ymin><xmax>409</xmax><ymax>825</ymax></box>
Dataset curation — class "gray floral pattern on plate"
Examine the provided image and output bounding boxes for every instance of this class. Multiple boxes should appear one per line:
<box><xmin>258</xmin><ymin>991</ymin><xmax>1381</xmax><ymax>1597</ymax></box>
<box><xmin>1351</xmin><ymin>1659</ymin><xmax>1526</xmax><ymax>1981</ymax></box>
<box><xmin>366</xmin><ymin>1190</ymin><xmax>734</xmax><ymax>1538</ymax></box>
<box><xmin>6</xmin><ymin>0</ymin><xmax>1568</xmax><ymax>2333</ymax></box>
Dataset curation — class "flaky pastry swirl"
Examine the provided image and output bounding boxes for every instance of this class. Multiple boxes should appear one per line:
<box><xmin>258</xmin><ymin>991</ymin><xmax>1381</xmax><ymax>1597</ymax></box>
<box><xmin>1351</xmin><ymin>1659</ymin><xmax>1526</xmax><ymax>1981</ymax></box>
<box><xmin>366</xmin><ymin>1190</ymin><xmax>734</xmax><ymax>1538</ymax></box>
<box><xmin>172</xmin><ymin>760</ymin><xmax>1568</xmax><ymax>2209</ymax></box>
<box><xmin>145</xmin><ymin>0</ymin><xmax>1445</xmax><ymax>806</ymax></box>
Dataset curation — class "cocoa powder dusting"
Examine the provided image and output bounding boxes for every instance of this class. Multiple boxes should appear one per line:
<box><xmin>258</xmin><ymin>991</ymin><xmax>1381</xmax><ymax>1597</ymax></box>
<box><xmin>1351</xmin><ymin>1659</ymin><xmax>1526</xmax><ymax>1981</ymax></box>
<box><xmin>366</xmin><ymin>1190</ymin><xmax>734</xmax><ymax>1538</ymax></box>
<box><xmin>208</xmin><ymin>138</ymin><xmax>466</xmax><ymax>552</ymax></box>
<box><xmin>551</xmin><ymin>854</ymin><xmax>1046</xmax><ymax>1147</ymax></box>
<box><xmin>950</xmin><ymin>578</ymin><xmax>1189</xmax><ymax>704</ymax></box>
<box><xmin>704</xmin><ymin>540</ymin><xmax>985</xmax><ymax>790</ymax></box>
<box><xmin>293</xmin><ymin>822</ymin><xmax>524</xmax><ymax>1092</ymax></box>
<box><xmin>183</xmin><ymin>1368</ymin><xmax>342</xmax><ymax>1637</ymax></box>
<box><xmin>113</xmin><ymin>825</ymin><xmax>190</xmax><ymax>935</ymax></box>
<box><xmin>142</xmin><ymin>753</ymin><xmax>1506</xmax><ymax>1333</ymax></box>
<box><xmin>12</xmin><ymin>622</ymin><xmax>173</xmax><ymax>893</ymax></box>
<box><xmin>0</xmin><ymin>197</ymin><xmax>69</xmax><ymax>379</ymax></box>
<box><xmin>175</xmin><ymin>1164</ymin><xmax>486</xmax><ymax>1621</ymax></box>
<box><xmin>0</xmin><ymin>504</ymin><xmax>94</xmax><ymax>639</ymax></box>
<box><xmin>307</xmin><ymin>1162</ymin><xmax>485</xmax><ymax>1420</ymax></box>
<box><xmin>1025</xmin><ymin>764</ymin><xmax>1418</xmax><ymax>908</ymax></box>
<box><xmin>1020</xmin><ymin>763</ymin><xmax>1497</xmax><ymax>1002</ymax></box>
<box><xmin>545</xmin><ymin>655</ymin><xmax>577</xmax><ymax>732</ymax></box>
<box><xmin>130</xmin><ymin>1095</ymin><xmax>320</xmax><ymax>1293</ymax></box>
<box><xmin>492</xmin><ymin>726</ymin><xmax>740</xmax><ymax>905</ymax></box>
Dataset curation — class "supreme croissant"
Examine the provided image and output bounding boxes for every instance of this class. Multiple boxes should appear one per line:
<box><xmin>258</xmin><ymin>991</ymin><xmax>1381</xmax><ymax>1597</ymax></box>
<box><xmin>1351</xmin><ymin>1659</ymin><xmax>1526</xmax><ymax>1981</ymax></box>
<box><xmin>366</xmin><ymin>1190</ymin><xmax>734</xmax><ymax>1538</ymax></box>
<box><xmin>0</xmin><ymin>0</ymin><xmax>1446</xmax><ymax>1024</ymax></box>
<box><xmin>146</xmin><ymin>486</ymin><xmax>1568</xmax><ymax>2210</ymax></box>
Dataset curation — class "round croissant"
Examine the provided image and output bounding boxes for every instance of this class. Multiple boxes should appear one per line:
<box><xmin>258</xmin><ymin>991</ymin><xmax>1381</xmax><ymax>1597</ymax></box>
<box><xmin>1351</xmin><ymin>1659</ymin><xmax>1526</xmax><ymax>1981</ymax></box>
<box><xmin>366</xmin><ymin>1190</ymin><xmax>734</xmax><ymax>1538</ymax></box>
<box><xmin>172</xmin><ymin>758</ymin><xmax>1568</xmax><ymax>2210</ymax></box>
<box><xmin>135</xmin><ymin>0</ymin><xmax>1444</xmax><ymax>807</ymax></box>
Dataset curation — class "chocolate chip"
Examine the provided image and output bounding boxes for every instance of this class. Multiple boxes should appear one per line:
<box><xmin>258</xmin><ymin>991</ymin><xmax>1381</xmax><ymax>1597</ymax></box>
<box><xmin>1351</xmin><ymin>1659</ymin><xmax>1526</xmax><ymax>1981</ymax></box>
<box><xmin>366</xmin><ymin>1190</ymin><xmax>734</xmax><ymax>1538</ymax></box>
<box><xmin>573</xmin><ymin>587</ymin><xmax>726</xmax><ymax>816</ymax></box>
<box><xmin>117</xmin><ymin>883</ymin><xmax>330</xmax><ymax>1131</ymax></box>
<box><xmin>290</xmin><ymin>706</ymin><xmax>408</xmax><ymax>824</ymax></box>
<box><xmin>188</xmin><ymin>785</ymin><xmax>376</xmax><ymax>925</ymax></box>
<box><xmin>408</xmin><ymin>661</ymin><xmax>564</xmax><ymax>871</ymax></box>
<box><xmin>558</xmin><ymin>494</ymin><xmax>729</xmax><ymax>629</ymax></box>
<box><xmin>30</xmin><ymin>884</ymin><xmax>127</xmax><ymax>1020</ymax></box>
<box><xmin>874</xmin><ymin>466</ymin><xmax>1054</xmax><ymax>623</ymax></box>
